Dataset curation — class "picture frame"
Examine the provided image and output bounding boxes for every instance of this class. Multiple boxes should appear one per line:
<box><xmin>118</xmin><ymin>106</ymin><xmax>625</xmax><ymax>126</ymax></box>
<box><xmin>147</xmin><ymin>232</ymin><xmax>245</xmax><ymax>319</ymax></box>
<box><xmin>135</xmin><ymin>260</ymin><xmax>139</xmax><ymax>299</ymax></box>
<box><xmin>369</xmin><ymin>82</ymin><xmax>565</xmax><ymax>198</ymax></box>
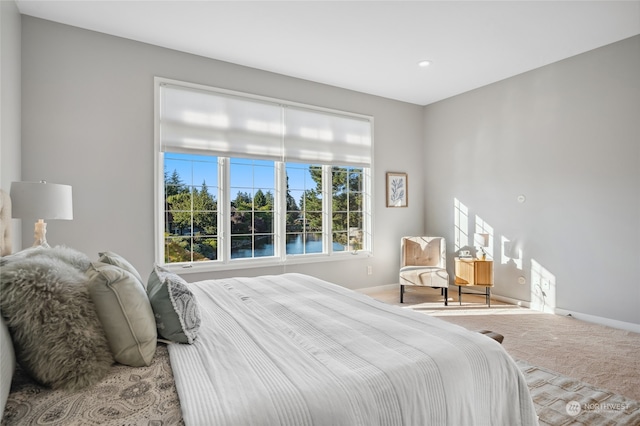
<box><xmin>386</xmin><ymin>172</ymin><xmax>408</xmax><ymax>207</ymax></box>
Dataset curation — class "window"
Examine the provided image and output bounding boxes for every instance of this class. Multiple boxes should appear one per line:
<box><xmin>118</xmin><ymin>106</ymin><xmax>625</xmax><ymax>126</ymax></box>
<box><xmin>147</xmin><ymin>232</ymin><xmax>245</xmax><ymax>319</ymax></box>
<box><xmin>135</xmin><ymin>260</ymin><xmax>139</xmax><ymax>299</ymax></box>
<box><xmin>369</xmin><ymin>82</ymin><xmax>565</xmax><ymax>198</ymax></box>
<box><xmin>156</xmin><ymin>78</ymin><xmax>373</xmax><ymax>270</ymax></box>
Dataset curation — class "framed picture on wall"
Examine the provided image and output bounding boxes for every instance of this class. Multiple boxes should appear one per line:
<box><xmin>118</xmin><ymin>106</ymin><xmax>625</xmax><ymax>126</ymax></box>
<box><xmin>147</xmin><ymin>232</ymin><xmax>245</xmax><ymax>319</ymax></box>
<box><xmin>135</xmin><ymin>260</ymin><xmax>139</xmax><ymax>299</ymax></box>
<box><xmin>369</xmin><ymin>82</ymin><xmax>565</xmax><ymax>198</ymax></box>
<box><xmin>386</xmin><ymin>172</ymin><xmax>408</xmax><ymax>207</ymax></box>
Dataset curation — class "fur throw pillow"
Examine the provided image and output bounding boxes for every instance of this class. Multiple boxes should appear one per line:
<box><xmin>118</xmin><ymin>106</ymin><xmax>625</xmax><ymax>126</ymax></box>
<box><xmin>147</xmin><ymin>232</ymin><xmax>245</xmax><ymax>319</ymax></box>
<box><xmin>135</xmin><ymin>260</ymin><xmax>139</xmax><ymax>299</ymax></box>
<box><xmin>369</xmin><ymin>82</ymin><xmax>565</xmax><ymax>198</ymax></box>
<box><xmin>0</xmin><ymin>246</ymin><xmax>114</xmax><ymax>390</ymax></box>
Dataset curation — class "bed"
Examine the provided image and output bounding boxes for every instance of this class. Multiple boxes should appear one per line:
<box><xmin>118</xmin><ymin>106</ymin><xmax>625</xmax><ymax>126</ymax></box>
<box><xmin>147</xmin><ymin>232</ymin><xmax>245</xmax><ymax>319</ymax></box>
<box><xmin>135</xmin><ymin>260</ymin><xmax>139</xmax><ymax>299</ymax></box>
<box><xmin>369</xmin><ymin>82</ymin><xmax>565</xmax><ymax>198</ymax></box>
<box><xmin>170</xmin><ymin>273</ymin><xmax>537</xmax><ymax>425</ymax></box>
<box><xmin>0</xmin><ymin>242</ymin><xmax>537</xmax><ymax>425</ymax></box>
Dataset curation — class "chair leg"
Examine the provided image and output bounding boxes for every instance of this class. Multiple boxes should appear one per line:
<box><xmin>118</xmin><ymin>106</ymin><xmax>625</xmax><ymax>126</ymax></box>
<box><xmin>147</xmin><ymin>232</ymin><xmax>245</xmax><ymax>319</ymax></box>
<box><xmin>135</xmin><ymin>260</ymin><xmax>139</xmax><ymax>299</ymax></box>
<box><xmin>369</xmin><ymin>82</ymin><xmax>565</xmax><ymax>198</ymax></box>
<box><xmin>459</xmin><ymin>286</ymin><xmax>462</xmax><ymax>306</ymax></box>
<box><xmin>400</xmin><ymin>284</ymin><xmax>404</xmax><ymax>303</ymax></box>
<box><xmin>444</xmin><ymin>288</ymin><xmax>448</xmax><ymax>306</ymax></box>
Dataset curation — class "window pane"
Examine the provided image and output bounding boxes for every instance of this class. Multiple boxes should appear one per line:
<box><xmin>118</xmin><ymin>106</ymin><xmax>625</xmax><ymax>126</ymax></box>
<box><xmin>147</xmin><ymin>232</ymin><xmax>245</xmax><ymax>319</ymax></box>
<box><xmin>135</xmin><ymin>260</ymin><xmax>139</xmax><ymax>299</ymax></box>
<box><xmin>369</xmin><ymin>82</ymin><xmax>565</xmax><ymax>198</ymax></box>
<box><xmin>165</xmin><ymin>237</ymin><xmax>192</xmax><ymax>263</ymax></box>
<box><xmin>164</xmin><ymin>153</ymin><xmax>218</xmax><ymax>264</ymax></box>
<box><xmin>285</xmin><ymin>163</ymin><xmax>323</xmax><ymax>255</ymax></box>
<box><xmin>231</xmin><ymin>212</ymin><xmax>251</xmax><ymax>234</ymax></box>
<box><xmin>349</xmin><ymin>193</ymin><xmax>362</xmax><ymax>211</ymax></box>
<box><xmin>254</xmin><ymin>235</ymin><xmax>274</xmax><ymax>258</ymax></box>
<box><xmin>254</xmin><ymin>211</ymin><xmax>273</xmax><ymax>234</ymax></box>
<box><xmin>231</xmin><ymin>235</ymin><xmax>252</xmax><ymax>259</ymax></box>
<box><xmin>286</xmin><ymin>233</ymin><xmax>304</xmax><ymax>255</ymax></box>
<box><xmin>332</xmin><ymin>166</ymin><xmax>364</xmax><ymax>252</ymax></box>
<box><xmin>332</xmin><ymin>232</ymin><xmax>347</xmax><ymax>251</ymax></box>
<box><xmin>193</xmin><ymin>237</ymin><xmax>218</xmax><ymax>261</ymax></box>
<box><xmin>306</xmin><ymin>212</ymin><xmax>322</xmax><ymax>232</ymax></box>
<box><xmin>332</xmin><ymin>213</ymin><xmax>347</xmax><ymax>231</ymax></box>
<box><xmin>288</xmin><ymin>189</ymin><xmax>304</xmax><ymax>210</ymax></box>
<box><xmin>349</xmin><ymin>170</ymin><xmax>363</xmax><ymax>192</ymax></box>
<box><xmin>229</xmin><ymin>159</ymin><xmax>275</xmax><ymax>259</ymax></box>
<box><xmin>306</xmin><ymin>233</ymin><xmax>323</xmax><ymax>254</ymax></box>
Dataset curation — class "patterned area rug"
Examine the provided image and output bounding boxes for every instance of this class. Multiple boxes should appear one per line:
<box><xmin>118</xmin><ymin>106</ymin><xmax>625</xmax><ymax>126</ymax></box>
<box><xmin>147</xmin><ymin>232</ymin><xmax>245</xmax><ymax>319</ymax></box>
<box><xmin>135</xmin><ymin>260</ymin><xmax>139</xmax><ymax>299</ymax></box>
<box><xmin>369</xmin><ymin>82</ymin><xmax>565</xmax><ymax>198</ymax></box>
<box><xmin>2</xmin><ymin>344</ymin><xmax>184</xmax><ymax>426</ymax></box>
<box><xmin>517</xmin><ymin>359</ymin><xmax>640</xmax><ymax>426</ymax></box>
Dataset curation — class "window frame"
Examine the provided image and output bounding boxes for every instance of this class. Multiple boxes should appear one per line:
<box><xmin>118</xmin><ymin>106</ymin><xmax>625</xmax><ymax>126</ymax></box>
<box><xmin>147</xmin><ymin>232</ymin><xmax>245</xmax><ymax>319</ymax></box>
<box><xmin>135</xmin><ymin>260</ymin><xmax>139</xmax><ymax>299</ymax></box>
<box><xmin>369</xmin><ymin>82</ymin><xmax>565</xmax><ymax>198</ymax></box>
<box><xmin>154</xmin><ymin>78</ymin><xmax>374</xmax><ymax>273</ymax></box>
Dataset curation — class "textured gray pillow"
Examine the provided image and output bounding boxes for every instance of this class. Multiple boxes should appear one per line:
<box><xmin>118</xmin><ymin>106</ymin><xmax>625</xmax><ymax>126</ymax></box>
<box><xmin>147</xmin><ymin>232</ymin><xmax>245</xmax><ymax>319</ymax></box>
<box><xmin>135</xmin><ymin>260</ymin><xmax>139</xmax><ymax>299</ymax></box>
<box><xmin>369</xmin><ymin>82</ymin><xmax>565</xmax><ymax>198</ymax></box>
<box><xmin>147</xmin><ymin>264</ymin><xmax>200</xmax><ymax>344</ymax></box>
<box><xmin>87</xmin><ymin>262</ymin><xmax>157</xmax><ymax>367</ymax></box>
<box><xmin>0</xmin><ymin>247</ymin><xmax>113</xmax><ymax>390</ymax></box>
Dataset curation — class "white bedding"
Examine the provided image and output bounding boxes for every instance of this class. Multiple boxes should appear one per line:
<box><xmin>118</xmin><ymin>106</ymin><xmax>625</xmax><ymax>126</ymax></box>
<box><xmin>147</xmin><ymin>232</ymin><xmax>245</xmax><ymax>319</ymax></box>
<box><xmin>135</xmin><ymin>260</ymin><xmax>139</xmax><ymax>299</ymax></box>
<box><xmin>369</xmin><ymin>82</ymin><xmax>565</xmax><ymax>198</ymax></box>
<box><xmin>168</xmin><ymin>273</ymin><xmax>537</xmax><ymax>426</ymax></box>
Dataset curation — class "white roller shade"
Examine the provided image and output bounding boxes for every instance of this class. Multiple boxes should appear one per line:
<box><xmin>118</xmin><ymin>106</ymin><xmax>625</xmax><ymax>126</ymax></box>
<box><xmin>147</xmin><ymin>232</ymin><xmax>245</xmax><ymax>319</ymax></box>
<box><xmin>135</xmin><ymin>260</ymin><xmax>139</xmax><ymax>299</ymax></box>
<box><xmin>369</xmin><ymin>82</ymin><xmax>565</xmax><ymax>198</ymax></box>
<box><xmin>284</xmin><ymin>106</ymin><xmax>372</xmax><ymax>167</ymax></box>
<box><xmin>160</xmin><ymin>84</ymin><xmax>284</xmax><ymax>160</ymax></box>
<box><xmin>159</xmin><ymin>81</ymin><xmax>372</xmax><ymax>166</ymax></box>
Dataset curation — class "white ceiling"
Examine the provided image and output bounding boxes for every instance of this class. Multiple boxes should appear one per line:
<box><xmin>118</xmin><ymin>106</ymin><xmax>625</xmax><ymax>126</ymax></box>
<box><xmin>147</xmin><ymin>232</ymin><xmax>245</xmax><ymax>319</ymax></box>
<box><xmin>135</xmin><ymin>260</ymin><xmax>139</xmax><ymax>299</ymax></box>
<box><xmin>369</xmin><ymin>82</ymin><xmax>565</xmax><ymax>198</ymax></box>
<box><xmin>15</xmin><ymin>1</ymin><xmax>640</xmax><ymax>105</ymax></box>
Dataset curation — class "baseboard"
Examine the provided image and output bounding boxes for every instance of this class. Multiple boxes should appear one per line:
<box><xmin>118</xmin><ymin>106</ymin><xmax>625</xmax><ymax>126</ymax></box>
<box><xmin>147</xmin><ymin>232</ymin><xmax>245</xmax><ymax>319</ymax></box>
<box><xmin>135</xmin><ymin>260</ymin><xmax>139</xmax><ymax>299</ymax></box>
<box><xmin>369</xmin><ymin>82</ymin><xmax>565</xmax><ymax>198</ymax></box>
<box><xmin>490</xmin><ymin>294</ymin><xmax>532</xmax><ymax>308</ymax></box>
<box><xmin>487</xmin><ymin>295</ymin><xmax>639</xmax><ymax>333</ymax></box>
<box><xmin>357</xmin><ymin>283</ymin><xmax>398</xmax><ymax>295</ymax></box>
<box><xmin>554</xmin><ymin>308</ymin><xmax>640</xmax><ymax>333</ymax></box>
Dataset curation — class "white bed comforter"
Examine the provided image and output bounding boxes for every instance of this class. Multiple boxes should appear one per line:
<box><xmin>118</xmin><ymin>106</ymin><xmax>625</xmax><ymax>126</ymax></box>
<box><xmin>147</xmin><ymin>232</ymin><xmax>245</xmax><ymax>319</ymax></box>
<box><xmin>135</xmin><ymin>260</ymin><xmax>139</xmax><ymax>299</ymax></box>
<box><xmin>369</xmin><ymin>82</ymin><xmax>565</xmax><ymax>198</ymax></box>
<box><xmin>168</xmin><ymin>273</ymin><xmax>537</xmax><ymax>426</ymax></box>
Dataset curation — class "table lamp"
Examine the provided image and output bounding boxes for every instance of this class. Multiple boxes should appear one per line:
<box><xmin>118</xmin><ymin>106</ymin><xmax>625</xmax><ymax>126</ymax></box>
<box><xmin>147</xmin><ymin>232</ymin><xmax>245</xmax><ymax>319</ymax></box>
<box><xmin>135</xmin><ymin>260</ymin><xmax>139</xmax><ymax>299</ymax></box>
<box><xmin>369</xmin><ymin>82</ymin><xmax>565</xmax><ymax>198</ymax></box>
<box><xmin>474</xmin><ymin>233</ymin><xmax>489</xmax><ymax>260</ymax></box>
<box><xmin>10</xmin><ymin>181</ymin><xmax>73</xmax><ymax>248</ymax></box>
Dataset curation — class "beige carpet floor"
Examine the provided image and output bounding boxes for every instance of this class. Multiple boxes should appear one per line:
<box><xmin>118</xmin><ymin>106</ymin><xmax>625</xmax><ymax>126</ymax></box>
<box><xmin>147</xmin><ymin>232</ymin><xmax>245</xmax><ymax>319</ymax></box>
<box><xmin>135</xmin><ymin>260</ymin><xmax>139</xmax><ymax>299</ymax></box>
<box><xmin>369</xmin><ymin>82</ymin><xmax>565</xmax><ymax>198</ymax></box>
<box><xmin>362</xmin><ymin>286</ymin><xmax>640</xmax><ymax>402</ymax></box>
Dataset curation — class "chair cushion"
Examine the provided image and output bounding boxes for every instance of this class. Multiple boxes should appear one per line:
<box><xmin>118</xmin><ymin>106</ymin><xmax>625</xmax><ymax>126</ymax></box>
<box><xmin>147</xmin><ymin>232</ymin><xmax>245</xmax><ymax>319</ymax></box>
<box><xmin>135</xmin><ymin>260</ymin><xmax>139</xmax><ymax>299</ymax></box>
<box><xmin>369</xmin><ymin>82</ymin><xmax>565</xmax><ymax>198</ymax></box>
<box><xmin>400</xmin><ymin>266</ymin><xmax>449</xmax><ymax>288</ymax></box>
<box><xmin>403</xmin><ymin>237</ymin><xmax>443</xmax><ymax>267</ymax></box>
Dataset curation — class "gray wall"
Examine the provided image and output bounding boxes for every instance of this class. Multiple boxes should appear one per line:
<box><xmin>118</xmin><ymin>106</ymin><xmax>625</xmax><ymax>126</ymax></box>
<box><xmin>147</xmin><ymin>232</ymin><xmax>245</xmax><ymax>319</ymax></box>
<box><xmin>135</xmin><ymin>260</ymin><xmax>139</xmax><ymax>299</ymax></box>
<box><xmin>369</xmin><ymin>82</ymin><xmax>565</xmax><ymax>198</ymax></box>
<box><xmin>19</xmin><ymin>16</ymin><xmax>425</xmax><ymax>289</ymax></box>
<box><xmin>423</xmin><ymin>35</ymin><xmax>640</xmax><ymax>327</ymax></box>
<box><xmin>0</xmin><ymin>0</ymin><xmax>22</xmax><ymax>252</ymax></box>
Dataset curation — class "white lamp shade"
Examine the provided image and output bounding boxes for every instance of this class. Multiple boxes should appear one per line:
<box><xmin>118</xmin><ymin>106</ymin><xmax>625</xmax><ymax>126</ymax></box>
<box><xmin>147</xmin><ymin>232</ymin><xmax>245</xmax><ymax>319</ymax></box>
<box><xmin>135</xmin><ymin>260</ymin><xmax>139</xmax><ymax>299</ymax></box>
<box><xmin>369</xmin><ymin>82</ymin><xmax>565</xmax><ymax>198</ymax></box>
<box><xmin>10</xmin><ymin>181</ymin><xmax>73</xmax><ymax>220</ymax></box>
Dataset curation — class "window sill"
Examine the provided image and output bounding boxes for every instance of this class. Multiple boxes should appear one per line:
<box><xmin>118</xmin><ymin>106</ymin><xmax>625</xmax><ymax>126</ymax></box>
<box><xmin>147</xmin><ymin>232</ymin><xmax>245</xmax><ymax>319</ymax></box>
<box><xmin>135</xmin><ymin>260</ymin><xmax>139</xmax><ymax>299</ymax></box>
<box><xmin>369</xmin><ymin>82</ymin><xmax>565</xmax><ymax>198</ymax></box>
<box><xmin>162</xmin><ymin>250</ymin><xmax>372</xmax><ymax>275</ymax></box>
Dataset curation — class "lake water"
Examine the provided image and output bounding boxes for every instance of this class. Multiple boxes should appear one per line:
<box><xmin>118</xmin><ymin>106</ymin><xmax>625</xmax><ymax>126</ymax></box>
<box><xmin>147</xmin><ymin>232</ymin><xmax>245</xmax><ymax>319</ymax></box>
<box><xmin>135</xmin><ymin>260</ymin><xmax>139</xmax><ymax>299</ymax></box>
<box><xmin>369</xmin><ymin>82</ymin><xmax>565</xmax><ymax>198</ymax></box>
<box><xmin>231</xmin><ymin>234</ymin><xmax>345</xmax><ymax>258</ymax></box>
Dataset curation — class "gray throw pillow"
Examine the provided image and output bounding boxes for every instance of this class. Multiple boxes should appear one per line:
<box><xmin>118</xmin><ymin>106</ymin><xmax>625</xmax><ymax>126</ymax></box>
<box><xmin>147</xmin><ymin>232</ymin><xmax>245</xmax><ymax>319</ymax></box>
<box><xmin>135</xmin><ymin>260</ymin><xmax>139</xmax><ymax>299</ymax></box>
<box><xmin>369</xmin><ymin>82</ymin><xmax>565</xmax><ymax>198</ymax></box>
<box><xmin>97</xmin><ymin>251</ymin><xmax>144</xmax><ymax>287</ymax></box>
<box><xmin>87</xmin><ymin>262</ymin><xmax>157</xmax><ymax>367</ymax></box>
<box><xmin>0</xmin><ymin>247</ymin><xmax>113</xmax><ymax>390</ymax></box>
<box><xmin>147</xmin><ymin>264</ymin><xmax>200</xmax><ymax>344</ymax></box>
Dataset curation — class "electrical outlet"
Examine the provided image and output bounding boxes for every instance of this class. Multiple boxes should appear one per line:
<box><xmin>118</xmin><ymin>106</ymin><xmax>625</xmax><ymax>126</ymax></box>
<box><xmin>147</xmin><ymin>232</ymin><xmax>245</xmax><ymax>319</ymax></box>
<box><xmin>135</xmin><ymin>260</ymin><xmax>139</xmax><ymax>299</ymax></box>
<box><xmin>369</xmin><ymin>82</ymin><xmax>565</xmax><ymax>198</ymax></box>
<box><xmin>367</xmin><ymin>265</ymin><xmax>372</xmax><ymax>275</ymax></box>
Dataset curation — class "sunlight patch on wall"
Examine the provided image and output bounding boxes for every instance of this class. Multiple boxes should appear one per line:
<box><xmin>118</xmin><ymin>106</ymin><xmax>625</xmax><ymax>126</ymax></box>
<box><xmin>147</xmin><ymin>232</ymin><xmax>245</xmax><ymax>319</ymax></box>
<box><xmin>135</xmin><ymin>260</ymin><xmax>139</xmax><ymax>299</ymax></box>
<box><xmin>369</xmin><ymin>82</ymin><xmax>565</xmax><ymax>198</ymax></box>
<box><xmin>454</xmin><ymin>198</ymin><xmax>469</xmax><ymax>252</ymax></box>
<box><xmin>474</xmin><ymin>216</ymin><xmax>494</xmax><ymax>259</ymax></box>
<box><xmin>530</xmin><ymin>259</ymin><xmax>556</xmax><ymax>313</ymax></box>
<box><xmin>501</xmin><ymin>236</ymin><xmax>523</xmax><ymax>270</ymax></box>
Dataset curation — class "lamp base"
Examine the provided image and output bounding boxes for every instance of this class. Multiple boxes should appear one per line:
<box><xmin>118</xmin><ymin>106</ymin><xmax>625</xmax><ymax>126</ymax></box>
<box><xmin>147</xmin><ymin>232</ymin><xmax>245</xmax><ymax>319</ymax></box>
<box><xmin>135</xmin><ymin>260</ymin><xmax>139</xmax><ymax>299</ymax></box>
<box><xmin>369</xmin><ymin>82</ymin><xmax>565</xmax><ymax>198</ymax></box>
<box><xmin>32</xmin><ymin>219</ymin><xmax>50</xmax><ymax>248</ymax></box>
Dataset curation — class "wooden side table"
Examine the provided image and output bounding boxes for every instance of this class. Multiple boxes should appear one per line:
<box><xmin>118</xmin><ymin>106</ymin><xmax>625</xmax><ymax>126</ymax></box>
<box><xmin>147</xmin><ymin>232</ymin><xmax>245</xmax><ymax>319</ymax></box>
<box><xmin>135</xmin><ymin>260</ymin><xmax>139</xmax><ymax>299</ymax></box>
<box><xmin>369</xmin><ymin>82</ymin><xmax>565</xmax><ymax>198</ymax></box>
<box><xmin>454</xmin><ymin>258</ymin><xmax>494</xmax><ymax>306</ymax></box>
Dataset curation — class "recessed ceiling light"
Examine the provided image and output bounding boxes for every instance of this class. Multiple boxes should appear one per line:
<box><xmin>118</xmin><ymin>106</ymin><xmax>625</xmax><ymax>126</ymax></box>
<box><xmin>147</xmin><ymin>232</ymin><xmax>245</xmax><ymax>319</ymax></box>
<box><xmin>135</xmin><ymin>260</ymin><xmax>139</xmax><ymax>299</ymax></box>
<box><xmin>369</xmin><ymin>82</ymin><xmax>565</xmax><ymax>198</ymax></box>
<box><xmin>418</xmin><ymin>60</ymin><xmax>432</xmax><ymax>68</ymax></box>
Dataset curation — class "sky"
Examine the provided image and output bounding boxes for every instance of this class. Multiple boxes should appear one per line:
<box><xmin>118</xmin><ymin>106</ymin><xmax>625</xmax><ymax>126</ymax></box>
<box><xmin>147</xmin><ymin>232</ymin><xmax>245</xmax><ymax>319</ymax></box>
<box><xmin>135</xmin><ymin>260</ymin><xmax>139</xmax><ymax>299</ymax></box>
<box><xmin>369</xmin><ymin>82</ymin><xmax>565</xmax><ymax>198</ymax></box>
<box><xmin>164</xmin><ymin>153</ymin><xmax>316</xmax><ymax>199</ymax></box>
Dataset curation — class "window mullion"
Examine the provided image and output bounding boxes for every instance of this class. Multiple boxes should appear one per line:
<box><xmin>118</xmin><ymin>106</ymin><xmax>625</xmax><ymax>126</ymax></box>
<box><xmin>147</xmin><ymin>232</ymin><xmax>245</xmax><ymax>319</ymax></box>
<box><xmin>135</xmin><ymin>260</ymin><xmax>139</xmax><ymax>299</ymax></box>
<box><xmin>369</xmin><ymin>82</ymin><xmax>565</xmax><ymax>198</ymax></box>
<box><xmin>219</xmin><ymin>157</ymin><xmax>230</xmax><ymax>263</ymax></box>
<box><xmin>364</xmin><ymin>167</ymin><xmax>372</xmax><ymax>253</ymax></box>
<box><xmin>275</xmin><ymin>162</ymin><xmax>286</xmax><ymax>261</ymax></box>
<box><xmin>190</xmin><ymin>164</ymin><xmax>195</xmax><ymax>263</ymax></box>
<box><xmin>322</xmin><ymin>165</ymin><xmax>332</xmax><ymax>254</ymax></box>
